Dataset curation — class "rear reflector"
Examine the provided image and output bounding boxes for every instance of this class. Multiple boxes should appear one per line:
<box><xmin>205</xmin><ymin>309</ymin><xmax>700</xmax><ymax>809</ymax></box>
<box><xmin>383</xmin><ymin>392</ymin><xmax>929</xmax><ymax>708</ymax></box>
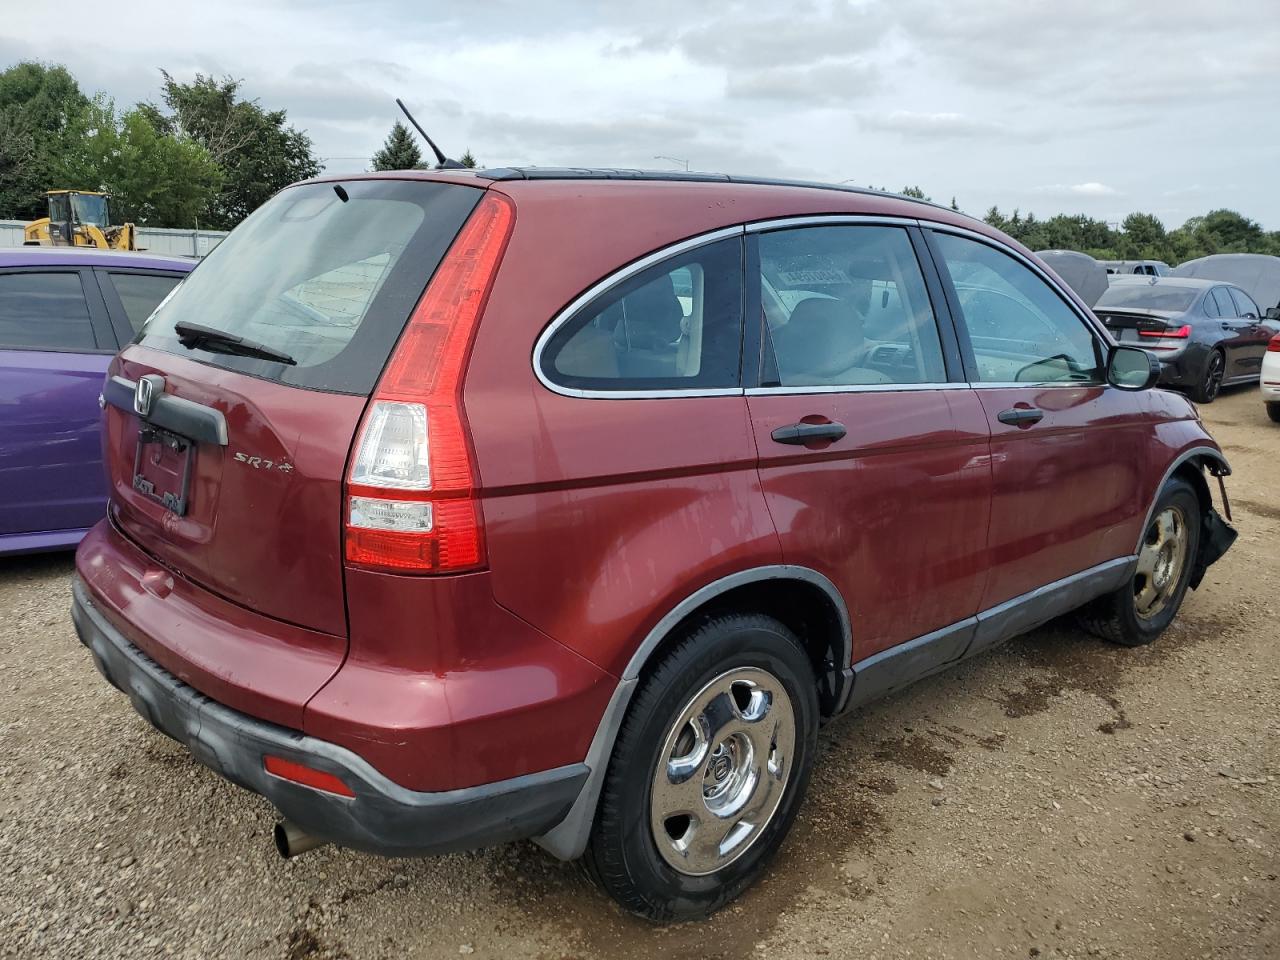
<box><xmin>1268</xmin><ymin>334</ymin><xmax>1280</xmax><ymax>353</ymax></box>
<box><xmin>263</xmin><ymin>756</ymin><xmax>355</xmax><ymax>797</ymax></box>
<box><xmin>1139</xmin><ymin>324</ymin><xmax>1191</xmax><ymax>339</ymax></box>
<box><xmin>345</xmin><ymin>192</ymin><xmax>515</xmax><ymax>574</ymax></box>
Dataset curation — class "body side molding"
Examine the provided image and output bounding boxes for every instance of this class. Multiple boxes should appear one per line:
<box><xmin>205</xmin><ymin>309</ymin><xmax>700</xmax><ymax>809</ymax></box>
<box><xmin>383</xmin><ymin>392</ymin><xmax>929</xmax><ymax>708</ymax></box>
<box><xmin>843</xmin><ymin>556</ymin><xmax>1137</xmax><ymax>715</ymax></box>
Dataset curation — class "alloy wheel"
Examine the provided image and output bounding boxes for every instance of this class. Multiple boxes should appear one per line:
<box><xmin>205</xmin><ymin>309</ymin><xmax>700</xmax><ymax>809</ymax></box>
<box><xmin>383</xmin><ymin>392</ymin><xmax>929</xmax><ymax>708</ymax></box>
<box><xmin>649</xmin><ymin>666</ymin><xmax>795</xmax><ymax>876</ymax></box>
<box><xmin>1134</xmin><ymin>505</ymin><xmax>1190</xmax><ymax>620</ymax></box>
<box><xmin>1203</xmin><ymin>353</ymin><xmax>1224</xmax><ymax>401</ymax></box>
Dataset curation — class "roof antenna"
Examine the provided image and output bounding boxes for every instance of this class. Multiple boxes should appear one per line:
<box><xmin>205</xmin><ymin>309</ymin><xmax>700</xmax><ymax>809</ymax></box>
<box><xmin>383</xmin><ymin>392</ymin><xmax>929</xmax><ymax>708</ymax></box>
<box><xmin>396</xmin><ymin>98</ymin><xmax>465</xmax><ymax>170</ymax></box>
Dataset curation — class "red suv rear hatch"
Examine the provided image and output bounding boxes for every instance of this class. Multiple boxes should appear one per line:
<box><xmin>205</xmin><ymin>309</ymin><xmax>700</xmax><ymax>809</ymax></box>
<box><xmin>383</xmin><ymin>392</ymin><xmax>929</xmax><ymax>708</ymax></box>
<box><xmin>102</xmin><ymin>178</ymin><xmax>483</xmax><ymax>639</ymax></box>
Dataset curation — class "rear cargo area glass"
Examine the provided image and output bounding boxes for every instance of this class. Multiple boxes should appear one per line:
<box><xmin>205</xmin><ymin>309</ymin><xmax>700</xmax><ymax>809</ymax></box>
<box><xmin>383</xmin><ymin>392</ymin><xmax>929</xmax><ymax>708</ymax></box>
<box><xmin>137</xmin><ymin>180</ymin><xmax>481</xmax><ymax>394</ymax></box>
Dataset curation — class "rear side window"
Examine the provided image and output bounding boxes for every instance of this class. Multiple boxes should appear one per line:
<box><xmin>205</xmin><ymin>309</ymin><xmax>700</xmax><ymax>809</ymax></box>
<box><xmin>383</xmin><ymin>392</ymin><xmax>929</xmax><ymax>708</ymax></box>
<box><xmin>105</xmin><ymin>272</ymin><xmax>183</xmax><ymax>332</ymax></box>
<box><xmin>0</xmin><ymin>271</ymin><xmax>96</xmax><ymax>351</ymax></box>
<box><xmin>933</xmin><ymin>232</ymin><xmax>1103</xmax><ymax>384</ymax></box>
<box><xmin>1228</xmin><ymin>286</ymin><xmax>1260</xmax><ymax>318</ymax></box>
<box><xmin>540</xmin><ymin>236</ymin><xmax>743</xmax><ymax>392</ymax></box>
<box><xmin>758</xmin><ymin>225</ymin><xmax>947</xmax><ymax>387</ymax></box>
<box><xmin>1203</xmin><ymin>289</ymin><xmax>1224</xmax><ymax>318</ymax></box>
<box><xmin>138</xmin><ymin>180</ymin><xmax>481</xmax><ymax>394</ymax></box>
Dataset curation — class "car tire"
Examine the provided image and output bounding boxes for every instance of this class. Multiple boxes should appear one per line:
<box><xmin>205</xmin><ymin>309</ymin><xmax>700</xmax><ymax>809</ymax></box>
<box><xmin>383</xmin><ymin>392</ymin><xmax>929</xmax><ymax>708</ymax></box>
<box><xmin>1077</xmin><ymin>477</ymin><xmax>1201</xmax><ymax>647</ymax></box>
<box><xmin>582</xmin><ymin>612</ymin><xmax>818</xmax><ymax>922</ymax></box>
<box><xmin>1190</xmin><ymin>350</ymin><xmax>1225</xmax><ymax>404</ymax></box>
<box><xmin>1268</xmin><ymin>402</ymin><xmax>1280</xmax><ymax>424</ymax></box>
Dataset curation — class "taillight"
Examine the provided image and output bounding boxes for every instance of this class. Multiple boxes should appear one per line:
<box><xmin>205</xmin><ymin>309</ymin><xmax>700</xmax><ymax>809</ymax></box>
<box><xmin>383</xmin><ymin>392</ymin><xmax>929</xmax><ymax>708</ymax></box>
<box><xmin>344</xmin><ymin>193</ymin><xmax>515</xmax><ymax>574</ymax></box>
<box><xmin>1139</xmin><ymin>324</ymin><xmax>1191</xmax><ymax>339</ymax></box>
<box><xmin>1268</xmin><ymin>334</ymin><xmax>1280</xmax><ymax>353</ymax></box>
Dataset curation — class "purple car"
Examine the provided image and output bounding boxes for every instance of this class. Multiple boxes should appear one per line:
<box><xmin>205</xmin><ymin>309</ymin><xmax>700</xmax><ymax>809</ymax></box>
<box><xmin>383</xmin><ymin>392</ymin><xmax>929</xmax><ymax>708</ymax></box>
<box><xmin>1</xmin><ymin>248</ymin><xmax>194</xmax><ymax>555</ymax></box>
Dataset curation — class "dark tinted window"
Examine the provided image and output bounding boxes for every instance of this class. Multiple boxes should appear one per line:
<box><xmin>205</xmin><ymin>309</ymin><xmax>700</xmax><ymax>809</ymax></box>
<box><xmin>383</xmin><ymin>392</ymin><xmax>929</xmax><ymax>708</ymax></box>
<box><xmin>1228</xmin><ymin>287</ymin><xmax>1260</xmax><ymax>318</ymax></box>
<box><xmin>541</xmin><ymin>236</ymin><xmax>743</xmax><ymax>391</ymax></box>
<box><xmin>138</xmin><ymin>180</ymin><xmax>481</xmax><ymax>394</ymax></box>
<box><xmin>106</xmin><ymin>272</ymin><xmax>183</xmax><ymax>332</ymax></box>
<box><xmin>1208</xmin><ymin>288</ymin><xmax>1234</xmax><ymax>318</ymax></box>
<box><xmin>0</xmin><ymin>271</ymin><xmax>96</xmax><ymax>351</ymax></box>
<box><xmin>1095</xmin><ymin>282</ymin><xmax>1200</xmax><ymax>312</ymax></box>
<box><xmin>758</xmin><ymin>225</ymin><xmax>946</xmax><ymax>386</ymax></box>
<box><xmin>934</xmin><ymin>232</ymin><xmax>1102</xmax><ymax>384</ymax></box>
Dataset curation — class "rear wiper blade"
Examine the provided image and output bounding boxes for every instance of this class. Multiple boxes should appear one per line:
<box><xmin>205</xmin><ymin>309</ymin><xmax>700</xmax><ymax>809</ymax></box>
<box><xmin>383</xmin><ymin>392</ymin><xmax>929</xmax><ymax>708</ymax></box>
<box><xmin>173</xmin><ymin>321</ymin><xmax>297</xmax><ymax>365</ymax></box>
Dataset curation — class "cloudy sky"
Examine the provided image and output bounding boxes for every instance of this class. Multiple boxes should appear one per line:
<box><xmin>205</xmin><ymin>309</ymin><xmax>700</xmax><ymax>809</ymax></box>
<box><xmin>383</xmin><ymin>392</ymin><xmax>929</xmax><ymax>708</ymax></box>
<box><xmin>6</xmin><ymin>0</ymin><xmax>1279</xmax><ymax>228</ymax></box>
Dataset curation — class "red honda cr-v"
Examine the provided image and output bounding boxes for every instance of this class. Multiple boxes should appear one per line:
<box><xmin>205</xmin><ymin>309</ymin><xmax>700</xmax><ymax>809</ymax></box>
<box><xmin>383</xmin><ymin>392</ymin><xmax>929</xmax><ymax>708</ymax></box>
<box><xmin>74</xmin><ymin>169</ymin><xmax>1236</xmax><ymax>921</ymax></box>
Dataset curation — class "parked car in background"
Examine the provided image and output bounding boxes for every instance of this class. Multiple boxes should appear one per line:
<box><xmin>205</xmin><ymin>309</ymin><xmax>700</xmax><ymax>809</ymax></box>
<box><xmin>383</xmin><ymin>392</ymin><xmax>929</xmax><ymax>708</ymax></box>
<box><xmin>0</xmin><ymin>248</ymin><xmax>192</xmax><ymax>555</ymax></box>
<box><xmin>1263</xmin><ymin>332</ymin><xmax>1280</xmax><ymax>422</ymax></box>
<box><xmin>1094</xmin><ymin>276</ymin><xmax>1278</xmax><ymax>402</ymax></box>
<box><xmin>1036</xmin><ymin>249</ymin><xmax>1108</xmax><ymax>306</ymax></box>
<box><xmin>1102</xmin><ymin>259</ymin><xmax>1171</xmax><ymax>276</ymax></box>
<box><xmin>1172</xmin><ymin>253</ymin><xmax>1280</xmax><ymax>318</ymax></box>
<box><xmin>73</xmin><ymin>169</ymin><xmax>1235</xmax><ymax>921</ymax></box>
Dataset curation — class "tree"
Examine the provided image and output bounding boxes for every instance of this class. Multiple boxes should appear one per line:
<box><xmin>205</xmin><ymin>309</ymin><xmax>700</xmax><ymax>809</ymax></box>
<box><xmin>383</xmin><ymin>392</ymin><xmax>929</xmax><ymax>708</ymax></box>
<box><xmin>143</xmin><ymin>72</ymin><xmax>321</xmax><ymax>228</ymax></box>
<box><xmin>459</xmin><ymin>149</ymin><xmax>478</xmax><ymax>169</ymax></box>
<box><xmin>55</xmin><ymin>97</ymin><xmax>222</xmax><ymax>226</ymax></box>
<box><xmin>371</xmin><ymin>122</ymin><xmax>424</xmax><ymax>171</ymax></box>
<box><xmin>950</xmin><ymin>196</ymin><xmax>959</xmax><ymax>212</ymax></box>
<box><xmin>0</xmin><ymin>62</ymin><xmax>89</xmax><ymax>219</ymax></box>
<box><xmin>901</xmin><ymin>185</ymin><xmax>930</xmax><ymax>201</ymax></box>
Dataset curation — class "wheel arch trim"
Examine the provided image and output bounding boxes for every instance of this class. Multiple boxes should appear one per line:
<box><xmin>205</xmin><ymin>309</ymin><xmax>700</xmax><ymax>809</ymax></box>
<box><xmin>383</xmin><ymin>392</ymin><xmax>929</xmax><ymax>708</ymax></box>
<box><xmin>534</xmin><ymin>564</ymin><xmax>851</xmax><ymax>861</ymax></box>
<box><xmin>1138</xmin><ymin>445</ymin><xmax>1231</xmax><ymax>554</ymax></box>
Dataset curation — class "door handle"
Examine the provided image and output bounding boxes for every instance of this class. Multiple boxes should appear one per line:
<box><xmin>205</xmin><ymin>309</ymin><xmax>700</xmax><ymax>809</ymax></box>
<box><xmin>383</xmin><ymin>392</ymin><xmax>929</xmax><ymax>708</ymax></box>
<box><xmin>771</xmin><ymin>421</ymin><xmax>847</xmax><ymax>445</ymax></box>
<box><xmin>997</xmin><ymin>407</ymin><xmax>1044</xmax><ymax>427</ymax></box>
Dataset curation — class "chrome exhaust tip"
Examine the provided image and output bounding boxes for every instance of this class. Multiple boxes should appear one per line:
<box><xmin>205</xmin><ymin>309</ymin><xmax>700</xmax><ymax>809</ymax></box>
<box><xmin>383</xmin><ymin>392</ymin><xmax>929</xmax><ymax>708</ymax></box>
<box><xmin>273</xmin><ymin>820</ymin><xmax>327</xmax><ymax>858</ymax></box>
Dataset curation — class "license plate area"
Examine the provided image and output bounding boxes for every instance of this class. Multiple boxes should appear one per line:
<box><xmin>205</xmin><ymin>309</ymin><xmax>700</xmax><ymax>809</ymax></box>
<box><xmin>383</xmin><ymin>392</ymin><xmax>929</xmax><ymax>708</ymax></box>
<box><xmin>132</xmin><ymin>425</ymin><xmax>195</xmax><ymax>516</ymax></box>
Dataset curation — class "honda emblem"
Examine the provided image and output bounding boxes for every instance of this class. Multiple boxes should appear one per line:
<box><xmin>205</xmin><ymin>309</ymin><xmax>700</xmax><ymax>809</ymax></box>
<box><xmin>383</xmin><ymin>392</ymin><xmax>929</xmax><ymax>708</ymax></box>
<box><xmin>134</xmin><ymin>374</ymin><xmax>163</xmax><ymax>418</ymax></box>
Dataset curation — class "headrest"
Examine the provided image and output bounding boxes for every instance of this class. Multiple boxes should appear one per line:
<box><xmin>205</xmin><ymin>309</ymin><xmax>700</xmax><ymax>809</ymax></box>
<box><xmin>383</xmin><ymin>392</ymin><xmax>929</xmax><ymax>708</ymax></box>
<box><xmin>616</xmin><ymin>273</ymin><xmax>684</xmax><ymax>349</ymax></box>
<box><xmin>773</xmin><ymin>298</ymin><xmax>865</xmax><ymax>379</ymax></box>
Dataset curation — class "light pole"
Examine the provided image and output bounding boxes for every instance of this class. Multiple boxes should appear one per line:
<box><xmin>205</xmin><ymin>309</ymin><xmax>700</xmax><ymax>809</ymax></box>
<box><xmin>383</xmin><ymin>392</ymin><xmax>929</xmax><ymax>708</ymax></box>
<box><xmin>654</xmin><ymin>155</ymin><xmax>690</xmax><ymax>171</ymax></box>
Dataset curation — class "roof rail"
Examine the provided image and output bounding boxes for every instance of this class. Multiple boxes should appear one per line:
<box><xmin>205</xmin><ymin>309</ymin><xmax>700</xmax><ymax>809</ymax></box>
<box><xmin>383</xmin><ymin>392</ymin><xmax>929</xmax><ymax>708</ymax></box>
<box><xmin>474</xmin><ymin>167</ymin><xmax>965</xmax><ymax>217</ymax></box>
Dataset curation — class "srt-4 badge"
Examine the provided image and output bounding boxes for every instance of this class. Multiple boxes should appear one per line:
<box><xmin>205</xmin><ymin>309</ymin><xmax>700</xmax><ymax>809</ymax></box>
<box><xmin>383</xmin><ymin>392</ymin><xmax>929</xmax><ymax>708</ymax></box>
<box><xmin>233</xmin><ymin>452</ymin><xmax>293</xmax><ymax>472</ymax></box>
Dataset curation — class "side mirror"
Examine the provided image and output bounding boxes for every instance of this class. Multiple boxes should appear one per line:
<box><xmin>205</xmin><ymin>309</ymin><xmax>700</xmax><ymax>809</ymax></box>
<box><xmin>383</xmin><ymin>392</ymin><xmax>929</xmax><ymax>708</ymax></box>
<box><xmin>1107</xmin><ymin>345</ymin><xmax>1160</xmax><ymax>391</ymax></box>
<box><xmin>1266</xmin><ymin>306</ymin><xmax>1280</xmax><ymax>321</ymax></box>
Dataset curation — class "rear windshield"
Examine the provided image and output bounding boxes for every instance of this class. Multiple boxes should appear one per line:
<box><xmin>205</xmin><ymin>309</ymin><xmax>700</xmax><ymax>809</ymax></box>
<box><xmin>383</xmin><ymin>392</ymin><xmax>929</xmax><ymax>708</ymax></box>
<box><xmin>137</xmin><ymin>179</ymin><xmax>481</xmax><ymax>394</ymax></box>
<box><xmin>1095</xmin><ymin>283</ymin><xmax>1198</xmax><ymax>312</ymax></box>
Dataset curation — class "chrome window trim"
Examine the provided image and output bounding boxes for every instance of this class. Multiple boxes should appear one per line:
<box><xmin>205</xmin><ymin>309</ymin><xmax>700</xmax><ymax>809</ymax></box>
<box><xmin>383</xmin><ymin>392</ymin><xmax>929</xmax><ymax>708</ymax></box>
<box><xmin>532</xmin><ymin>225</ymin><xmax>746</xmax><ymax>400</ymax></box>
<box><xmin>922</xmin><ymin>221</ymin><xmax>1115</xmax><ymax>345</ymax></box>
<box><xmin>745</xmin><ymin>382</ymin><xmax>966</xmax><ymax>396</ymax></box>
<box><xmin>968</xmin><ymin>380</ymin><xmax>1105</xmax><ymax>390</ymax></box>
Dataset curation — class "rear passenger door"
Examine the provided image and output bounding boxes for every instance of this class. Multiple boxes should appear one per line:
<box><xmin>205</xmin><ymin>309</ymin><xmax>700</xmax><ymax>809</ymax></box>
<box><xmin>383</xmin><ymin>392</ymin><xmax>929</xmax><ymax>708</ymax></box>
<box><xmin>1226</xmin><ymin>286</ymin><xmax>1270</xmax><ymax>378</ymax></box>
<box><xmin>745</xmin><ymin>220</ymin><xmax>992</xmax><ymax>666</ymax></box>
<box><xmin>1209</xmin><ymin>286</ymin><xmax>1253</xmax><ymax>379</ymax></box>
<box><xmin>0</xmin><ymin>268</ymin><xmax>117</xmax><ymax>536</ymax></box>
<box><xmin>924</xmin><ymin>227</ymin><xmax>1154</xmax><ymax>621</ymax></box>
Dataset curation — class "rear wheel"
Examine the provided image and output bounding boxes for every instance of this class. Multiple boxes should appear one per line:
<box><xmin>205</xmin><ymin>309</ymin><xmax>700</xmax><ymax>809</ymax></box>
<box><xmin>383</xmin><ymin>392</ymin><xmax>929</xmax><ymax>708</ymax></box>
<box><xmin>1078</xmin><ymin>478</ymin><xmax>1200</xmax><ymax>646</ymax></box>
<box><xmin>583</xmin><ymin>613</ymin><xmax>818</xmax><ymax>922</ymax></box>
<box><xmin>1190</xmin><ymin>350</ymin><xmax>1225</xmax><ymax>404</ymax></box>
<box><xmin>1268</xmin><ymin>402</ymin><xmax>1280</xmax><ymax>424</ymax></box>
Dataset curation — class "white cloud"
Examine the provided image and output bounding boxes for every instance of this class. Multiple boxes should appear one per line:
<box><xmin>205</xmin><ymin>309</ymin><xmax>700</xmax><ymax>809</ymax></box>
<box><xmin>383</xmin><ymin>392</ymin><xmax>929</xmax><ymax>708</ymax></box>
<box><xmin>1070</xmin><ymin>183</ymin><xmax>1118</xmax><ymax>197</ymax></box>
<box><xmin>2</xmin><ymin>0</ymin><xmax>1278</xmax><ymax>228</ymax></box>
<box><xmin>857</xmin><ymin>110</ymin><xmax>1016</xmax><ymax>140</ymax></box>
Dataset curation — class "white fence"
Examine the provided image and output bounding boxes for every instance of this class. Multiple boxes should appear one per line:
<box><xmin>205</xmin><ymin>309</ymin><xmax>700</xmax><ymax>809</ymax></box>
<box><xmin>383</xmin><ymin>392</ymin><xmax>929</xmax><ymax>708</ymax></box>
<box><xmin>0</xmin><ymin>220</ymin><xmax>228</xmax><ymax>257</ymax></box>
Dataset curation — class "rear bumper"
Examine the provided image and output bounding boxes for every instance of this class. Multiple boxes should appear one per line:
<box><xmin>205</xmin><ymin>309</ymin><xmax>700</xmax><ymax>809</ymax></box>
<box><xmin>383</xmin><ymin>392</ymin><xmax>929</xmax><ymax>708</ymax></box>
<box><xmin>73</xmin><ymin>579</ymin><xmax>589</xmax><ymax>857</ymax></box>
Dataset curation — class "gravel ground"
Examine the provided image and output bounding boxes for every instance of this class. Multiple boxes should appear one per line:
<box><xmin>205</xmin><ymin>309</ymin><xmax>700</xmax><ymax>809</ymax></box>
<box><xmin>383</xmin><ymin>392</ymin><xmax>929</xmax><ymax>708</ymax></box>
<box><xmin>1</xmin><ymin>386</ymin><xmax>1277</xmax><ymax>960</ymax></box>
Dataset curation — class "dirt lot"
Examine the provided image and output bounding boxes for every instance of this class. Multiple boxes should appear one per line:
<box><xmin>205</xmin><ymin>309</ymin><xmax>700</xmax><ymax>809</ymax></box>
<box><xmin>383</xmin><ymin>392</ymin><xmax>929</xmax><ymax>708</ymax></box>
<box><xmin>1</xmin><ymin>387</ymin><xmax>1277</xmax><ymax>960</ymax></box>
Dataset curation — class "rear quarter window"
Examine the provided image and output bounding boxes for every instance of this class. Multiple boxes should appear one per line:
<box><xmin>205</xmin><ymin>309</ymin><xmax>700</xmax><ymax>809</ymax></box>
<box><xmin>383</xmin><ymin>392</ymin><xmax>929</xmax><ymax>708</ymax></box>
<box><xmin>105</xmin><ymin>271</ymin><xmax>184</xmax><ymax>332</ymax></box>
<box><xmin>538</xmin><ymin>235</ymin><xmax>744</xmax><ymax>393</ymax></box>
<box><xmin>137</xmin><ymin>180</ymin><xmax>482</xmax><ymax>394</ymax></box>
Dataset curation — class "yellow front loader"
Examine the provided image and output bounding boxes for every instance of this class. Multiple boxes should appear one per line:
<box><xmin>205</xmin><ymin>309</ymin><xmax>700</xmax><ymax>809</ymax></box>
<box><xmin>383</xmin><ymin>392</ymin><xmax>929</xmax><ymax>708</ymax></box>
<box><xmin>24</xmin><ymin>191</ymin><xmax>137</xmax><ymax>250</ymax></box>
